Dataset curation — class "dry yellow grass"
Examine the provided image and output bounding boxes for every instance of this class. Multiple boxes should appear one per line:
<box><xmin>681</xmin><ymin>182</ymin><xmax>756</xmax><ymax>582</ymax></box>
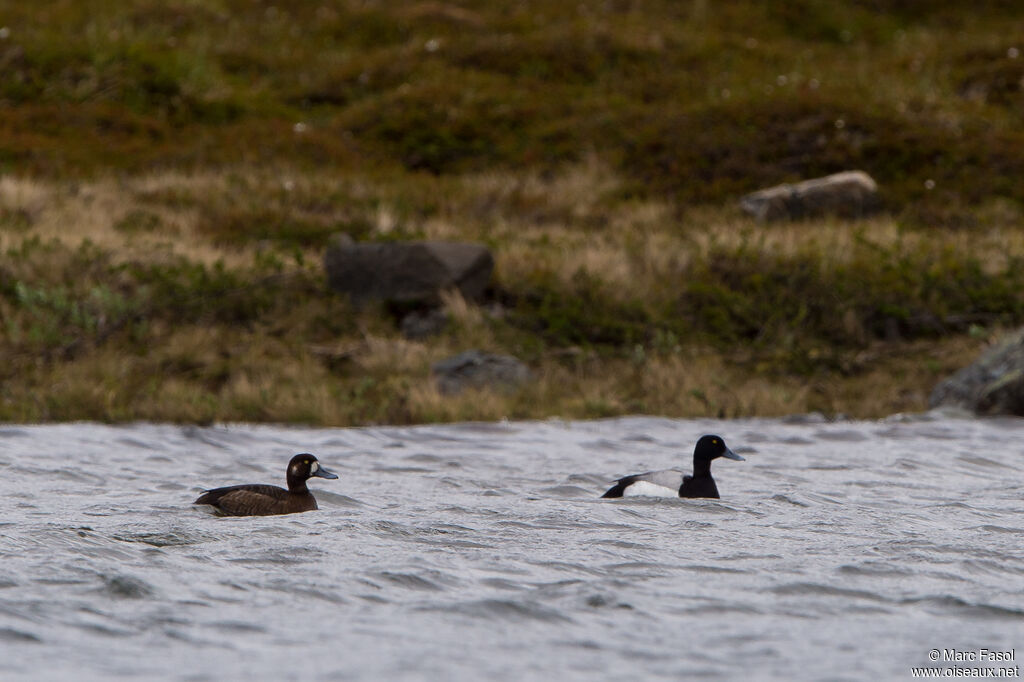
<box><xmin>6</xmin><ymin>163</ymin><xmax>1021</xmax><ymax>285</ymax></box>
<box><xmin>0</xmin><ymin>162</ymin><xmax>1011</xmax><ymax>424</ymax></box>
<box><xmin>0</xmin><ymin>173</ymin><xmax>240</xmax><ymax>266</ymax></box>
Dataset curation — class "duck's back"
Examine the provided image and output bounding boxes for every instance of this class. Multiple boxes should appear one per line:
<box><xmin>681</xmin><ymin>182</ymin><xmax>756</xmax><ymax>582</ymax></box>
<box><xmin>194</xmin><ymin>484</ymin><xmax>317</xmax><ymax>516</ymax></box>
<box><xmin>601</xmin><ymin>470</ymin><xmax>686</xmax><ymax>498</ymax></box>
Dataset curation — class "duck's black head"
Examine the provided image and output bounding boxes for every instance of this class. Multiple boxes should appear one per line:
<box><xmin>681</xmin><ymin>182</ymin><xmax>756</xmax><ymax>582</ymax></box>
<box><xmin>286</xmin><ymin>453</ymin><xmax>338</xmax><ymax>491</ymax></box>
<box><xmin>693</xmin><ymin>435</ymin><xmax>745</xmax><ymax>463</ymax></box>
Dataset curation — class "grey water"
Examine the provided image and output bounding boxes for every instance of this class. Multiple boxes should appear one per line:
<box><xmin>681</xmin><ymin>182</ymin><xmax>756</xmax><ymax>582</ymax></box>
<box><xmin>0</xmin><ymin>414</ymin><xmax>1021</xmax><ymax>680</ymax></box>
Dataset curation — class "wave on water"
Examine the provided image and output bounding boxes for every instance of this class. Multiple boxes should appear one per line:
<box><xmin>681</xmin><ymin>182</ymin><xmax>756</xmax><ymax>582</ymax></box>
<box><xmin>0</xmin><ymin>414</ymin><xmax>1021</xmax><ymax>680</ymax></box>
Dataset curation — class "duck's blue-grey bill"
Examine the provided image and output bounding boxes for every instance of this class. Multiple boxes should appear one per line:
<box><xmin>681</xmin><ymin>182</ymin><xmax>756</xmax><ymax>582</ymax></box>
<box><xmin>314</xmin><ymin>466</ymin><xmax>339</xmax><ymax>479</ymax></box>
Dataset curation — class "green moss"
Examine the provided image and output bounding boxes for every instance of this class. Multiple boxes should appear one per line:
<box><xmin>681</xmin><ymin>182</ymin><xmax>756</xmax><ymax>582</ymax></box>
<box><xmin>3</xmin><ymin>0</ymin><xmax>1022</xmax><ymax>216</ymax></box>
<box><xmin>954</xmin><ymin>48</ymin><xmax>1024</xmax><ymax>112</ymax></box>
<box><xmin>194</xmin><ymin>205</ymin><xmax>372</xmax><ymax>248</ymax></box>
<box><xmin>340</xmin><ymin>70</ymin><xmax>578</xmax><ymax>173</ymax></box>
<box><xmin>0</xmin><ymin>239</ymin><xmax>347</xmax><ymax>360</ymax></box>
<box><xmin>444</xmin><ymin>29</ymin><xmax>650</xmax><ymax>83</ymax></box>
<box><xmin>678</xmin><ymin>238</ymin><xmax>1024</xmax><ymax>357</ymax></box>
<box><xmin>114</xmin><ymin>210</ymin><xmax>163</xmax><ymax>234</ymax></box>
<box><xmin>493</xmin><ymin>232</ymin><xmax>1024</xmax><ymax>376</ymax></box>
<box><xmin>508</xmin><ymin>269</ymin><xmax>652</xmax><ymax>348</ymax></box>
<box><xmin>618</xmin><ymin>93</ymin><xmax>1024</xmax><ymax>213</ymax></box>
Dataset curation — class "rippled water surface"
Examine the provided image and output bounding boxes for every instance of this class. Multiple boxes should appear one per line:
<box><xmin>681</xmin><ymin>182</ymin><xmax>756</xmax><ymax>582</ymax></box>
<box><xmin>1</xmin><ymin>415</ymin><xmax>1022</xmax><ymax>680</ymax></box>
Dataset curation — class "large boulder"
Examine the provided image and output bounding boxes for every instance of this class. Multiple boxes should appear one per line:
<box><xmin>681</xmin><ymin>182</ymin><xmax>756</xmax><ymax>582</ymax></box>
<box><xmin>432</xmin><ymin>350</ymin><xmax>531</xmax><ymax>395</ymax></box>
<box><xmin>740</xmin><ymin>170</ymin><xmax>880</xmax><ymax>222</ymax></box>
<box><xmin>324</xmin><ymin>238</ymin><xmax>493</xmax><ymax>305</ymax></box>
<box><xmin>929</xmin><ymin>328</ymin><xmax>1024</xmax><ymax>415</ymax></box>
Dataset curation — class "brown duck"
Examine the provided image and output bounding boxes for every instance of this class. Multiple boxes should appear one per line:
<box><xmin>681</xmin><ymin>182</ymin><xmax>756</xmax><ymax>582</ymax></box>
<box><xmin>194</xmin><ymin>454</ymin><xmax>338</xmax><ymax>516</ymax></box>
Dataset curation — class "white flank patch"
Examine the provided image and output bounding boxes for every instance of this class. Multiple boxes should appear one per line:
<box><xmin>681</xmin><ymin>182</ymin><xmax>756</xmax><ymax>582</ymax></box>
<box><xmin>622</xmin><ymin>481</ymin><xmax>679</xmax><ymax>498</ymax></box>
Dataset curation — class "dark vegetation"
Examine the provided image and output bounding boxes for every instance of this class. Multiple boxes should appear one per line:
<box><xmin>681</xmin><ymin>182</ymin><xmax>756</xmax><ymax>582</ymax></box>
<box><xmin>2</xmin><ymin>2</ymin><xmax>1022</xmax><ymax>211</ymax></box>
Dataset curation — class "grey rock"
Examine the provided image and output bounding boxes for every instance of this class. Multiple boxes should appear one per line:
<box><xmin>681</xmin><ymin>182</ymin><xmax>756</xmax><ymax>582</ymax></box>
<box><xmin>929</xmin><ymin>328</ymin><xmax>1024</xmax><ymax>416</ymax></box>
<box><xmin>432</xmin><ymin>350</ymin><xmax>532</xmax><ymax>395</ymax></box>
<box><xmin>324</xmin><ymin>239</ymin><xmax>493</xmax><ymax>305</ymax></box>
<box><xmin>400</xmin><ymin>308</ymin><xmax>450</xmax><ymax>340</ymax></box>
<box><xmin>740</xmin><ymin>170</ymin><xmax>880</xmax><ymax>222</ymax></box>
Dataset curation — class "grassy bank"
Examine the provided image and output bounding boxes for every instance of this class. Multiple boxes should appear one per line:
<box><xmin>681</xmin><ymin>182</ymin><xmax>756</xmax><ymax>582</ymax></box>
<box><xmin>1</xmin><ymin>167</ymin><xmax>1015</xmax><ymax>422</ymax></box>
<box><xmin>2</xmin><ymin>2</ymin><xmax>1023</xmax><ymax>423</ymax></box>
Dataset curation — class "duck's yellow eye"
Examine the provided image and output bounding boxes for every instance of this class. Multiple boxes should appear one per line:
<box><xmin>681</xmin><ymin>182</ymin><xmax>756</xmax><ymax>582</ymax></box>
<box><xmin>712</xmin><ymin>439</ymin><xmax>719</xmax><ymax>444</ymax></box>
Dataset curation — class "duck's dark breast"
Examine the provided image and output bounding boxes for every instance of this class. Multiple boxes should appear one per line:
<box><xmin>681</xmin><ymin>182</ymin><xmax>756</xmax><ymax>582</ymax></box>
<box><xmin>678</xmin><ymin>476</ymin><xmax>720</xmax><ymax>499</ymax></box>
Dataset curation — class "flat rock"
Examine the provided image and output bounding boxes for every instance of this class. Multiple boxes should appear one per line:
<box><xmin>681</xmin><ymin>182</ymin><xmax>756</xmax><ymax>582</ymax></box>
<box><xmin>740</xmin><ymin>170</ymin><xmax>880</xmax><ymax>222</ymax></box>
<box><xmin>929</xmin><ymin>328</ymin><xmax>1024</xmax><ymax>416</ymax></box>
<box><xmin>324</xmin><ymin>239</ymin><xmax>493</xmax><ymax>305</ymax></box>
<box><xmin>432</xmin><ymin>350</ymin><xmax>531</xmax><ymax>395</ymax></box>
